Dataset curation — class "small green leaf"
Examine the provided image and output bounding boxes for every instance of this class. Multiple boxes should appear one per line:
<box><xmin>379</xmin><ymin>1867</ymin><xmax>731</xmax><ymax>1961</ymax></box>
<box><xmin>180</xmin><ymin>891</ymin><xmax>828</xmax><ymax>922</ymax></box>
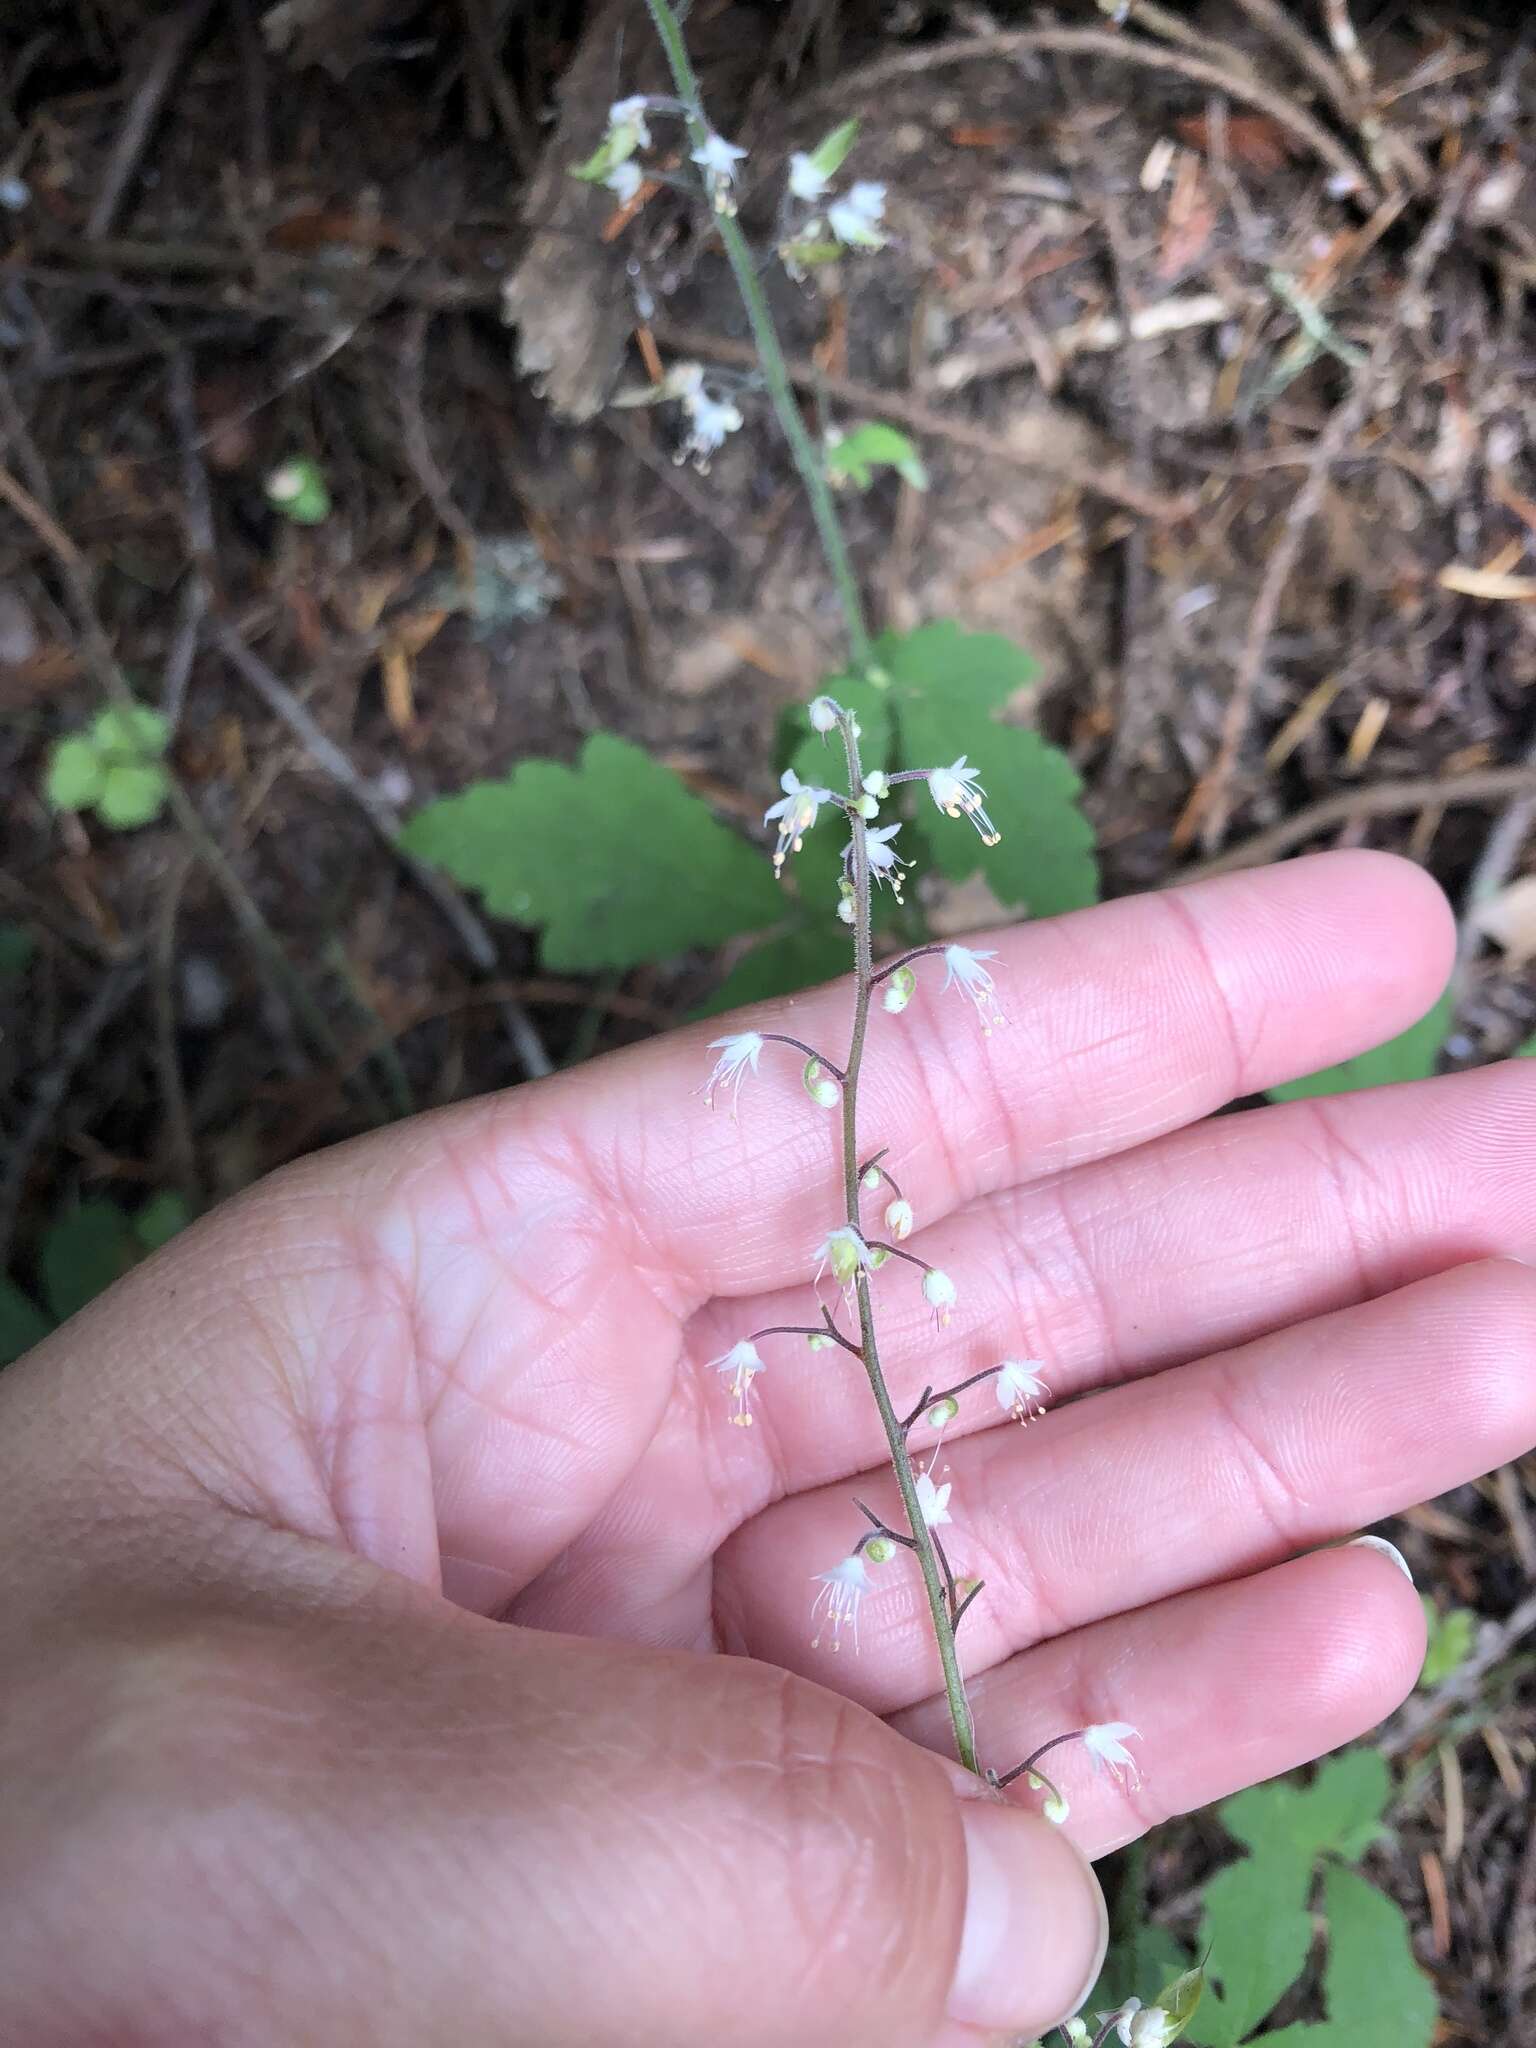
<box><xmin>696</xmin><ymin>925</ymin><xmax>852</xmax><ymax>1018</ymax></box>
<box><xmin>402</xmin><ymin>735</ymin><xmax>784</xmax><ymax>972</ymax></box>
<box><xmin>92</xmin><ymin>703</ymin><xmax>169</xmax><ymax>758</ymax></box>
<box><xmin>881</xmin><ymin>620</ymin><xmax>1040</xmax><ymax>718</ymax></box>
<box><xmin>805</xmin><ymin>117</ymin><xmax>859</xmax><ymax>180</ymax></box>
<box><xmin>570</xmin><ymin>120</ymin><xmax>642</xmax><ymax>183</ymax></box>
<box><xmin>0</xmin><ymin>923</ymin><xmax>36</xmax><ymax>978</ymax></box>
<box><xmin>1270</xmin><ymin>987</ymin><xmax>1453</xmax><ymax>1102</ymax></box>
<box><xmin>97</xmin><ymin>760</ymin><xmax>170</xmax><ymax>829</ymax></box>
<box><xmin>134</xmin><ymin>1189</ymin><xmax>192</xmax><ymax>1252</ymax></box>
<box><xmin>1153</xmin><ymin>1962</ymin><xmax>1207</xmax><ymax>2040</ymax></box>
<box><xmin>1419</xmin><ymin>1596</ymin><xmax>1476</xmax><ymax>1687</ymax></box>
<box><xmin>47</xmin><ymin>733</ymin><xmax>105</xmax><ymax>811</ymax></box>
<box><xmin>0</xmin><ymin>1276</ymin><xmax>52</xmax><ymax>1366</ymax></box>
<box><xmin>40</xmin><ymin>1199</ymin><xmax>141</xmax><ymax>1323</ymax></box>
<box><xmin>826</xmin><ymin>422</ymin><xmax>929</xmax><ymax>492</ymax></box>
<box><xmin>265</xmin><ymin>457</ymin><xmax>332</xmax><ymax>525</ymax></box>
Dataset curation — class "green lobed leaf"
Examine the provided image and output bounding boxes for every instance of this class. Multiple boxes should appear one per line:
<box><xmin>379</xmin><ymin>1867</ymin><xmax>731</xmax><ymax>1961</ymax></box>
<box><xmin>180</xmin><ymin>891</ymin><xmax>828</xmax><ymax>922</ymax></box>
<box><xmin>92</xmin><ymin>702</ymin><xmax>169</xmax><ymax>759</ymax></box>
<box><xmin>1196</xmin><ymin>1855</ymin><xmax>1313</xmax><ymax>2046</ymax></box>
<box><xmin>1419</xmin><ymin>1596</ymin><xmax>1476</xmax><ymax>1687</ymax></box>
<box><xmin>805</xmin><ymin>117</ymin><xmax>859</xmax><ymax>180</ymax></box>
<box><xmin>46</xmin><ymin>733</ymin><xmax>105</xmax><ymax>811</ymax></box>
<box><xmin>1259</xmin><ymin>1868</ymin><xmax>1436</xmax><ymax>2048</ymax></box>
<box><xmin>1270</xmin><ymin>987</ymin><xmax>1453</xmax><ymax>1102</ymax></box>
<box><xmin>877</xmin><ymin>623</ymin><xmax>1097</xmax><ymax>916</ymax></box>
<box><xmin>97</xmin><ymin>760</ymin><xmax>170</xmax><ymax>830</ymax></box>
<box><xmin>134</xmin><ymin>1189</ymin><xmax>193</xmax><ymax>1252</ymax></box>
<box><xmin>695</xmin><ymin>926</ymin><xmax>852</xmax><ymax>1020</ymax></box>
<box><xmin>825</xmin><ymin>422</ymin><xmax>928</xmax><ymax>492</ymax></box>
<box><xmin>1221</xmin><ymin>1749</ymin><xmax>1393</xmax><ymax>1872</ymax></box>
<box><xmin>0</xmin><ymin>923</ymin><xmax>35</xmax><ymax>978</ymax></box>
<box><xmin>0</xmin><ymin>1276</ymin><xmax>52</xmax><ymax>1366</ymax></box>
<box><xmin>401</xmin><ymin>734</ymin><xmax>784</xmax><ymax>972</ymax></box>
<box><xmin>40</xmin><ymin>1199</ymin><xmax>141</xmax><ymax>1324</ymax></box>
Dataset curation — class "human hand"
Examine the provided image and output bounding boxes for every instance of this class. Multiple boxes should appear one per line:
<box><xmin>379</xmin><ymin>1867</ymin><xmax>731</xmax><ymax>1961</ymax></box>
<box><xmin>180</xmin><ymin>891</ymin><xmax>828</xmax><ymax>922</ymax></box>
<box><xmin>4</xmin><ymin>852</ymin><xmax>1532</xmax><ymax>2048</ymax></box>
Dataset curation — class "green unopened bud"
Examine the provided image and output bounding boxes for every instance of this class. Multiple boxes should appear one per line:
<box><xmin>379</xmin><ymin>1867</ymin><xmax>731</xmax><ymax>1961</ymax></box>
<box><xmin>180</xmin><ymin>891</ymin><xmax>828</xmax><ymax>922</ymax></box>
<box><xmin>861</xmin><ymin>1164</ymin><xmax>882</xmax><ymax>1190</ymax></box>
<box><xmin>802</xmin><ymin>1057</ymin><xmax>840</xmax><ymax>1109</ymax></box>
<box><xmin>882</xmin><ymin>963</ymin><xmax>916</xmax><ymax>1015</ymax></box>
<box><xmin>265</xmin><ymin>457</ymin><xmax>330</xmax><ymax>525</ymax></box>
<box><xmin>1043</xmin><ymin>1790</ymin><xmax>1070</xmax><ymax>1824</ymax></box>
<box><xmin>867</xmin><ymin>1245</ymin><xmax>890</xmax><ymax>1270</ymax></box>
<box><xmin>1064</xmin><ymin>2020</ymin><xmax>1091</xmax><ymax>2046</ymax></box>
<box><xmin>864</xmin><ymin>1535</ymin><xmax>895</xmax><ymax>1564</ymax></box>
<box><xmin>807</xmin><ymin>1333</ymin><xmax>833</xmax><ymax>1352</ymax></box>
<box><xmin>926</xmin><ymin>1395</ymin><xmax>959</xmax><ymax>1430</ymax></box>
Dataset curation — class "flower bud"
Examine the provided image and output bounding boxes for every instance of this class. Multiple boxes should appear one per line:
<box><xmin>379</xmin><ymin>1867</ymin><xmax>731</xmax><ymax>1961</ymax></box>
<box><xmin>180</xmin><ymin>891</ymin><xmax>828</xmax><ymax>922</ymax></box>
<box><xmin>808</xmin><ymin>694</ymin><xmax>841</xmax><ymax>732</ymax></box>
<box><xmin>802</xmin><ymin>1057</ymin><xmax>840</xmax><ymax>1109</ymax></box>
<box><xmin>854</xmin><ymin>791</ymin><xmax>880</xmax><ymax>819</ymax></box>
<box><xmin>807</xmin><ymin>1333</ymin><xmax>833</xmax><ymax>1351</ymax></box>
<box><xmin>1043</xmin><ymin>1790</ymin><xmax>1071</xmax><ymax>1825</ymax></box>
<box><xmin>868</xmin><ymin>1245</ymin><xmax>891</xmax><ymax>1270</ymax></box>
<box><xmin>863</xmin><ymin>1535</ymin><xmax>896</xmax><ymax>1564</ymax></box>
<box><xmin>884</xmin><ymin>1196</ymin><xmax>913</xmax><ymax>1239</ymax></box>
<box><xmin>862</xmin><ymin>770</ymin><xmax>889</xmax><ymax>798</ymax></box>
<box><xmin>861</xmin><ymin>1164</ymin><xmax>882</xmax><ymax>1190</ymax></box>
<box><xmin>1064</xmin><ymin>2020</ymin><xmax>1091</xmax><ymax>2045</ymax></box>
<box><xmin>882</xmin><ymin>963</ymin><xmax>916</xmax><ymax>1014</ymax></box>
<box><xmin>836</xmin><ymin>895</ymin><xmax>856</xmax><ymax>925</ymax></box>
<box><xmin>922</xmin><ymin>1267</ymin><xmax>957</xmax><ymax>1321</ymax></box>
<box><xmin>925</xmin><ymin>1395</ymin><xmax>959</xmax><ymax>1430</ymax></box>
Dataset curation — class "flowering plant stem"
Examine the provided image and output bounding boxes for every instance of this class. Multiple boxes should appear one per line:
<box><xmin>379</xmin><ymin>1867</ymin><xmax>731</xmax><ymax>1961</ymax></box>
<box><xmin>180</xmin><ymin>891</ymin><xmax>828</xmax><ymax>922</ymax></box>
<box><xmin>640</xmin><ymin>0</ymin><xmax>875</xmax><ymax>672</ymax></box>
<box><xmin>837</xmin><ymin>713</ymin><xmax>978</xmax><ymax>1774</ymax></box>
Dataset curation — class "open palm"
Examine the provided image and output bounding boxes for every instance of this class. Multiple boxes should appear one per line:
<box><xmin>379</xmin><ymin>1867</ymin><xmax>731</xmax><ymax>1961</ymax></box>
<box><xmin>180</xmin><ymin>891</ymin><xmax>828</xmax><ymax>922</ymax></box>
<box><xmin>6</xmin><ymin>849</ymin><xmax>1533</xmax><ymax>2047</ymax></box>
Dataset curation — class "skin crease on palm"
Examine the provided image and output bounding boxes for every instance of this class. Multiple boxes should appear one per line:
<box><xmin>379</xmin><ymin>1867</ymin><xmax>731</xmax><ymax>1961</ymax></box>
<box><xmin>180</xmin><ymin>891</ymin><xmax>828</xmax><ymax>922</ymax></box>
<box><xmin>3</xmin><ymin>850</ymin><xmax>1536</xmax><ymax>2048</ymax></box>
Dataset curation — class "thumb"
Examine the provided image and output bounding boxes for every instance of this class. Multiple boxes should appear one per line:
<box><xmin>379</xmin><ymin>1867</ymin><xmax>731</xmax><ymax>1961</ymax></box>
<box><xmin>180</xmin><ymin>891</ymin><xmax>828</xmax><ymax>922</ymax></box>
<box><xmin>8</xmin><ymin>1570</ymin><xmax>1108</xmax><ymax>2048</ymax></box>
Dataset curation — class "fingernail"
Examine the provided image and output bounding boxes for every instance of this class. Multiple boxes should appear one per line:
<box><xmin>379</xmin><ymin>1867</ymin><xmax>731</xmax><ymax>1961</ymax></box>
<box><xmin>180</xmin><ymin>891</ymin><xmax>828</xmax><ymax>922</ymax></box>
<box><xmin>1347</xmin><ymin>1534</ymin><xmax>1414</xmax><ymax>1583</ymax></box>
<box><xmin>948</xmin><ymin>1803</ymin><xmax>1108</xmax><ymax>2035</ymax></box>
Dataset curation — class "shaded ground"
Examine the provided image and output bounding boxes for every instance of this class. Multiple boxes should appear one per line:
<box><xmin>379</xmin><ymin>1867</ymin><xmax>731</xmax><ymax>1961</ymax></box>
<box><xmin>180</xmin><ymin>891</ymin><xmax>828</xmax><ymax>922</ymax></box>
<box><xmin>2</xmin><ymin>2</ymin><xmax>1534</xmax><ymax>2037</ymax></box>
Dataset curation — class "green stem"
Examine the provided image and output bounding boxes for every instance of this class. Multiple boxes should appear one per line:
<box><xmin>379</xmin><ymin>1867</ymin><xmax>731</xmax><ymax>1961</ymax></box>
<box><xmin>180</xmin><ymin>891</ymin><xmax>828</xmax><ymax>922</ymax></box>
<box><xmin>640</xmin><ymin>0</ymin><xmax>874</xmax><ymax>672</ymax></box>
<box><xmin>838</xmin><ymin>713</ymin><xmax>977</xmax><ymax>1774</ymax></box>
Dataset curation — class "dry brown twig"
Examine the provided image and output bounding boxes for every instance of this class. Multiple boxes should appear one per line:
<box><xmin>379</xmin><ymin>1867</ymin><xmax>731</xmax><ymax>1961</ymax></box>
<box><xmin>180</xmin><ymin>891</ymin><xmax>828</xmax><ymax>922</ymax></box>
<box><xmin>805</xmin><ymin>26</ymin><xmax>1377</xmax><ymax>202</ymax></box>
<box><xmin>87</xmin><ymin>0</ymin><xmax>218</xmax><ymax>240</ymax></box>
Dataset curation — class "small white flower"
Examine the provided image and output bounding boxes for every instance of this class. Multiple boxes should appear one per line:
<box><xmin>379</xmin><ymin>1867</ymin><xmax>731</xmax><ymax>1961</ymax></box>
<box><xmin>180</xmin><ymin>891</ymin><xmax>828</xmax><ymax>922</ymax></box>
<box><xmin>609</xmin><ymin>96</ymin><xmax>652</xmax><ymax>147</ymax></box>
<box><xmin>690</xmin><ymin>131</ymin><xmax>748</xmax><ymax>206</ymax></box>
<box><xmin>788</xmin><ymin>150</ymin><xmax>831</xmax><ymax>202</ymax></box>
<box><xmin>915</xmin><ymin>1468</ymin><xmax>952</xmax><ymax>1527</ymax></box>
<box><xmin>662</xmin><ymin>360</ymin><xmax>706</xmax><ymax>400</ymax></box>
<box><xmin>702</xmin><ymin>1030</ymin><xmax>764</xmax><ymax>1112</ymax></box>
<box><xmin>1110</xmin><ymin>2000</ymin><xmax>1175</xmax><ymax>2048</ymax></box>
<box><xmin>828</xmin><ymin>179</ymin><xmax>888</xmax><ymax>248</ymax></box>
<box><xmin>885</xmin><ymin>1196</ymin><xmax>914</xmax><ymax>1239</ymax></box>
<box><xmin>810</xmin><ymin>1553</ymin><xmax>870</xmax><ymax>1653</ymax></box>
<box><xmin>815</xmin><ymin>1224</ymin><xmax>875</xmax><ymax>1290</ymax></box>
<box><xmin>604</xmin><ymin>159</ymin><xmax>644</xmax><ymax>205</ymax></box>
<box><xmin>927</xmin><ymin>755</ymin><xmax>1000</xmax><ymax>845</ymax></box>
<box><xmin>941</xmin><ymin>944</ymin><xmax>1004</xmax><ymax>1033</ymax></box>
<box><xmin>995</xmin><ymin>1359</ymin><xmax>1050</xmax><ymax>1424</ymax></box>
<box><xmin>922</xmin><ymin>1267</ymin><xmax>956</xmax><ymax>1325</ymax></box>
<box><xmin>808</xmin><ymin>694</ymin><xmax>842</xmax><ymax>733</ymax></box>
<box><xmin>708</xmin><ymin>1339</ymin><xmax>764</xmax><ymax>1428</ymax></box>
<box><xmin>857</xmin><ymin>821</ymin><xmax>908</xmax><ymax>900</ymax></box>
<box><xmin>765</xmin><ymin>768</ymin><xmax>833</xmax><ymax>873</ymax></box>
<box><xmin>1083</xmin><ymin>1723</ymin><xmax>1142</xmax><ymax>1789</ymax></box>
<box><xmin>679</xmin><ymin>387</ymin><xmax>744</xmax><ymax>467</ymax></box>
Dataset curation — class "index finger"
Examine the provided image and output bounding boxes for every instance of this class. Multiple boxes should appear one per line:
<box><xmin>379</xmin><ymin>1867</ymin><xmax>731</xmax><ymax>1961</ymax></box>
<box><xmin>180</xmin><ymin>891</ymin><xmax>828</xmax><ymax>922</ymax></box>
<box><xmin>469</xmin><ymin>850</ymin><xmax>1452</xmax><ymax>1308</ymax></box>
